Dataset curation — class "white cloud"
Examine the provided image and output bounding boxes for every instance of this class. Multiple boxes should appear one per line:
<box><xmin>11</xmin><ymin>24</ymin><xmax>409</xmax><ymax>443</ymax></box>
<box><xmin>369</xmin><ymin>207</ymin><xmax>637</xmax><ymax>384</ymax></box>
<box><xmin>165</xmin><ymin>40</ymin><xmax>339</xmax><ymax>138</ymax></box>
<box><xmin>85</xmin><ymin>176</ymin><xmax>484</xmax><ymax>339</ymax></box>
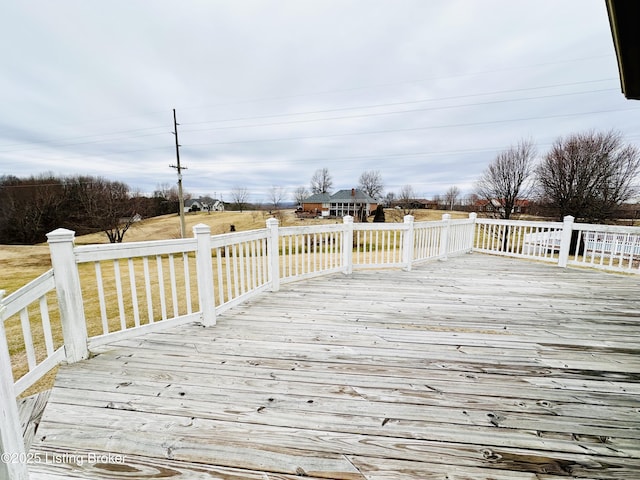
<box><xmin>1</xmin><ymin>0</ymin><xmax>638</xmax><ymax>203</ymax></box>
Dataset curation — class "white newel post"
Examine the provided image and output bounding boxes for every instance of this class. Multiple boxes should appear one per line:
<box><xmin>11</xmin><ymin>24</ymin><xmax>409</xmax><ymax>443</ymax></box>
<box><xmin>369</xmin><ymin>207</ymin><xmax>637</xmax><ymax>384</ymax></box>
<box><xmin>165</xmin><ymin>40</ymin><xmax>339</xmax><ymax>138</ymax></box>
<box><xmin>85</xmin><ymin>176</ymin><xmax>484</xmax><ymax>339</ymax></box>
<box><xmin>402</xmin><ymin>215</ymin><xmax>415</xmax><ymax>271</ymax></box>
<box><xmin>439</xmin><ymin>213</ymin><xmax>451</xmax><ymax>260</ymax></box>
<box><xmin>266</xmin><ymin>218</ymin><xmax>280</xmax><ymax>292</ymax></box>
<box><xmin>342</xmin><ymin>216</ymin><xmax>354</xmax><ymax>275</ymax></box>
<box><xmin>468</xmin><ymin>213</ymin><xmax>477</xmax><ymax>252</ymax></box>
<box><xmin>193</xmin><ymin>224</ymin><xmax>216</xmax><ymax>326</ymax></box>
<box><xmin>557</xmin><ymin>215</ymin><xmax>575</xmax><ymax>268</ymax></box>
<box><xmin>47</xmin><ymin>228</ymin><xmax>88</xmax><ymax>363</ymax></box>
<box><xmin>0</xmin><ymin>291</ymin><xmax>29</xmax><ymax>480</ymax></box>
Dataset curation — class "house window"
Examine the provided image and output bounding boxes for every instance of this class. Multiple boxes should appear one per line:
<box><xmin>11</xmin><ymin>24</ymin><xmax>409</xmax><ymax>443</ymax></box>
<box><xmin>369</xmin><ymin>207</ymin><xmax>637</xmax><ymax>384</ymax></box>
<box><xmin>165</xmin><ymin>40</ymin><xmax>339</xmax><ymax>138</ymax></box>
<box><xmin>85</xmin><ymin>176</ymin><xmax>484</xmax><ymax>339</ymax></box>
<box><xmin>329</xmin><ymin>201</ymin><xmax>371</xmax><ymax>218</ymax></box>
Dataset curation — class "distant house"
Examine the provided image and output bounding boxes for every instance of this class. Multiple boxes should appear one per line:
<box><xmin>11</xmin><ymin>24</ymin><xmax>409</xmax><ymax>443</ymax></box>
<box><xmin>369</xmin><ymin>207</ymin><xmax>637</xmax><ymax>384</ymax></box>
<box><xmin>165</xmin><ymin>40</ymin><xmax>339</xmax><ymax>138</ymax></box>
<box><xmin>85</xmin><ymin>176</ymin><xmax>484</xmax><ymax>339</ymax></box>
<box><xmin>301</xmin><ymin>189</ymin><xmax>377</xmax><ymax>219</ymax></box>
<box><xmin>184</xmin><ymin>198</ymin><xmax>225</xmax><ymax>213</ymax></box>
<box><xmin>475</xmin><ymin>198</ymin><xmax>530</xmax><ymax>215</ymax></box>
<box><xmin>118</xmin><ymin>213</ymin><xmax>143</xmax><ymax>224</ymax></box>
<box><xmin>184</xmin><ymin>199</ymin><xmax>204</xmax><ymax>213</ymax></box>
<box><xmin>389</xmin><ymin>199</ymin><xmax>424</xmax><ymax>210</ymax></box>
<box><xmin>417</xmin><ymin>199</ymin><xmax>438</xmax><ymax>209</ymax></box>
<box><xmin>300</xmin><ymin>193</ymin><xmax>331</xmax><ymax>217</ymax></box>
<box><xmin>210</xmin><ymin>200</ymin><xmax>225</xmax><ymax>212</ymax></box>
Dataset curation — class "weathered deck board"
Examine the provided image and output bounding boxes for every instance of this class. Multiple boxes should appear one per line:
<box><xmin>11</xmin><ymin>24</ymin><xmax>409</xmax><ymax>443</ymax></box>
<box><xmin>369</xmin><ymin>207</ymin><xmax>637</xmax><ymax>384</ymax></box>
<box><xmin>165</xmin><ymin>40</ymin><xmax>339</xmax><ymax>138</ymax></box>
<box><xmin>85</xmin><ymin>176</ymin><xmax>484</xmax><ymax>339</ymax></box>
<box><xmin>18</xmin><ymin>389</ymin><xmax>51</xmax><ymax>450</ymax></box>
<box><xmin>28</xmin><ymin>254</ymin><xmax>640</xmax><ymax>479</ymax></box>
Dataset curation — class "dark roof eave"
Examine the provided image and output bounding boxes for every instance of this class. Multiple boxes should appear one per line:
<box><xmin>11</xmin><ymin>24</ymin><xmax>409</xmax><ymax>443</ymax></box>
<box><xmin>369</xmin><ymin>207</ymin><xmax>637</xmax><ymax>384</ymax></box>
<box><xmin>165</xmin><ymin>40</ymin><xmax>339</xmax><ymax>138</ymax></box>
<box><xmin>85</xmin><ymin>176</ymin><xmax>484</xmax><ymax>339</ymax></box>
<box><xmin>606</xmin><ymin>0</ymin><xmax>640</xmax><ymax>100</ymax></box>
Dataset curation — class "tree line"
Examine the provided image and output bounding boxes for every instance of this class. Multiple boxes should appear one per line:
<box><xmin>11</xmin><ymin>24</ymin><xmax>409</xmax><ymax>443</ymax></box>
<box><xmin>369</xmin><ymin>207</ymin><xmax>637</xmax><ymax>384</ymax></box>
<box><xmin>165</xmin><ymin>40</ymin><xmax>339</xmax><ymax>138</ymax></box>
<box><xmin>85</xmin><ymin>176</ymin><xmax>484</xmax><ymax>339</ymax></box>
<box><xmin>4</xmin><ymin>130</ymin><xmax>637</xmax><ymax>244</ymax></box>
<box><xmin>476</xmin><ymin>130</ymin><xmax>640</xmax><ymax>222</ymax></box>
<box><xmin>0</xmin><ymin>175</ymin><xmax>181</xmax><ymax>244</ymax></box>
<box><xmin>298</xmin><ymin>130</ymin><xmax>640</xmax><ymax>224</ymax></box>
<box><xmin>286</xmin><ymin>130</ymin><xmax>639</xmax><ymax>223</ymax></box>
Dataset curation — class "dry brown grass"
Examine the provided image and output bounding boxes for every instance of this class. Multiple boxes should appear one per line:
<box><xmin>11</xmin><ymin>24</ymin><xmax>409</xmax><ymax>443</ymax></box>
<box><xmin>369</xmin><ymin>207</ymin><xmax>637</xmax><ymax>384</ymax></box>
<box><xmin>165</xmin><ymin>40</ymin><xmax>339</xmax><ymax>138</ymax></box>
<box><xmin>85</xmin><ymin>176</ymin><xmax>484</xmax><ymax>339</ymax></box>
<box><xmin>1</xmin><ymin>208</ymin><xmax>468</xmax><ymax>396</ymax></box>
<box><xmin>2</xmin><ymin>209</ymin><xmax>467</xmax><ymax>290</ymax></box>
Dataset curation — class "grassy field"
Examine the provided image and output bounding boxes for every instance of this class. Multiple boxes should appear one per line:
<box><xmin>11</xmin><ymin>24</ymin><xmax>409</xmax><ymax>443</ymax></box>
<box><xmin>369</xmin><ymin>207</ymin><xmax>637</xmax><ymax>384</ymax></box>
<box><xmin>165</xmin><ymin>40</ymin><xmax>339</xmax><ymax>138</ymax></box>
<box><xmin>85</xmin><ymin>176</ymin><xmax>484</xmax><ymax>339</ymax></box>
<box><xmin>1</xmin><ymin>209</ymin><xmax>467</xmax><ymax>396</ymax></box>
<box><xmin>1</xmin><ymin>209</ymin><xmax>467</xmax><ymax>294</ymax></box>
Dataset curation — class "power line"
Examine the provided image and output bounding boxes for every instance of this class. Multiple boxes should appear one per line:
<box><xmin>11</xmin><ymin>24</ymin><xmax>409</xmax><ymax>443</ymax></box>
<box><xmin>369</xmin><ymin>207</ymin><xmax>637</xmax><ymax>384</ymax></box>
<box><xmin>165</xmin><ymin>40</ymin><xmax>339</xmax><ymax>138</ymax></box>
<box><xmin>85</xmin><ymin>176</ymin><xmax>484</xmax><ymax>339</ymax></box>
<box><xmin>0</xmin><ymin>125</ymin><xmax>168</xmax><ymax>151</ymax></box>
<box><xmin>181</xmin><ymin>79</ymin><xmax>617</xmax><ymax>128</ymax></box>
<box><xmin>13</xmin><ymin>106</ymin><xmax>638</xmax><ymax>164</ymax></box>
<box><xmin>181</xmin><ymin>88</ymin><xmax>617</xmax><ymax>134</ymax></box>
<box><xmin>0</xmin><ymin>130</ymin><xmax>168</xmax><ymax>154</ymax></box>
<box><xmin>0</xmin><ymin>79</ymin><xmax>616</xmax><ymax>153</ymax></box>
<box><xmin>2</xmin><ymin>101</ymin><xmax>638</xmax><ymax>165</ymax></box>
<box><xmin>174</xmin><ymin>54</ymin><xmax>615</xmax><ymax>112</ymax></box>
<box><xmin>184</xmin><ymin>106</ymin><xmax>640</xmax><ymax>149</ymax></box>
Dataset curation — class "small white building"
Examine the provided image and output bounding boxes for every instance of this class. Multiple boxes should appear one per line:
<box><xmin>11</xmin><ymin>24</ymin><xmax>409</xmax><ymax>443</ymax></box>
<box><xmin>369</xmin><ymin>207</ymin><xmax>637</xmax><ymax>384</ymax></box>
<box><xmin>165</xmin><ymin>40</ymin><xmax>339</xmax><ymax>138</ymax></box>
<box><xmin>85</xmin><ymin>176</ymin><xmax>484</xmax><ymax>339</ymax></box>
<box><xmin>210</xmin><ymin>200</ymin><xmax>225</xmax><ymax>212</ymax></box>
<box><xmin>184</xmin><ymin>199</ymin><xmax>225</xmax><ymax>213</ymax></box>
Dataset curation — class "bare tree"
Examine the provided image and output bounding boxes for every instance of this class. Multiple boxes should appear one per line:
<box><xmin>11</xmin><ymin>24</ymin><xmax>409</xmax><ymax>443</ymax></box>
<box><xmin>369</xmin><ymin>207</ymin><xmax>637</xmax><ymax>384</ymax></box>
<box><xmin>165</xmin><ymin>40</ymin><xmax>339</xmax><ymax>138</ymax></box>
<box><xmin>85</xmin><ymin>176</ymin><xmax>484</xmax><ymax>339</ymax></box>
<box><xmin>0</xmin><ymin>174</ymin><xmax>142</xmax><ymax>244</ymax></box>
<box><xmin>464</xmin><ymin>193</ymin><xmax>479</xmax><ymax>210</ymax></box>
<box><xmin>292</xmin><ymin>186</ymin><xmax>309</xmax><ymax>207</ymax></box>
<box><xmin>383</xmin><ymin>192</ymin><xmax>396</xmax><ymax>207</ymax></box>
<box><xmin>310</xmin><ymin>167</ymin><xmax>333</xmax><ymax>194</ymax></box>
<box><xmin>67</xmin><ymin>176</ymin><xmax>139</xmax><ymax>243</ymax></box>
<box><xmin>150</xmin><ymin>183</ymin><xmax>175</xmax><ymax>215</ymax></box>
<box><xmin>0</xmin><ymin>174</ymin><xmax>66</xmax><ymax>244</ymax></box>
<box><xmin>104</xmin><ymin>192</ymin><xmax>143</xmax><ymax>243</ymax></box>
<box><xmin>537</xmin><ymin>131</ymin><xmax>640</xmax><ymax>222</ymax></box>
<box><xmin>155</xmin><ymin>183</ymin><xmax>178</xmax><ymax>201</ymax></box>
<box><xmin>444</xmin><ymin>186</ymin><xmax>461</xmax><ymax>210</ymax></box>
<box><xmin>397</xmin><ymin>184</ymin><xmax>417</xmax><ymax>216</ymax></box>
<box><xmin>476</xmin><ymin>139</ymin><xmax>536</xmax><ymax>219</ymax></box>
<box><xmin>358</xmin><ymin>170</ymin><xmax>384</xmax><ymax>199</ymax></box>
<box><xmin>230</xmin><ymin>186</ymin><xmax>250</xmax><ymax>212</ymax></box>
<box><xmin>268</xmin><ymin>186</ymin><xmax>286</xmax><ymax>211</ymax></box>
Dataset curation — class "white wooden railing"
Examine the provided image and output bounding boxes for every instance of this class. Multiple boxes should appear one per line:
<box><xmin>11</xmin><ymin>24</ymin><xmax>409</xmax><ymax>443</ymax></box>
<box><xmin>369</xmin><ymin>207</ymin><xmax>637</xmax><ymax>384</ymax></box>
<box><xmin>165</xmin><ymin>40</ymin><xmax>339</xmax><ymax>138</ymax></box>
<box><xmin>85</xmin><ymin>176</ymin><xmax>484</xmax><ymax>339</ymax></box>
<box><xmin>474</xmin><ymin>216</ymin><xmax>640</xmax><ymax>273</ymax></box>
<box><xmin>2</xmin><ymin>211</ymin><xmax>639</xmax><ymax>479</ymax></box>
<box><xmin>474</xmin><ymin>218</ymin><xmax>565</xmax><ymax>263</ymax></box>
<box><xmin>569</xmin><ymin>222</ymin><xmax>640</xmax><ymax>272</ymax></box>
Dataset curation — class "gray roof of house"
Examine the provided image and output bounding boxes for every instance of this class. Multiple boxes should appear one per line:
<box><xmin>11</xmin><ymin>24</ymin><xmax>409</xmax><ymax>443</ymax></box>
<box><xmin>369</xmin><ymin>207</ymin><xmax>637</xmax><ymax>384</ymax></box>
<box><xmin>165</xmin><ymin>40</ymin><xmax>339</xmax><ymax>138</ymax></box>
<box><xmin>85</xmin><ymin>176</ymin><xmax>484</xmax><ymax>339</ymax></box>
<box><xmin>303</xmin><ymin>193</ymin><xmax>332</xmax><ymax>203</ymax></box>
<box><xmin>329</xmin><ymin>189</ymin><xmax>376</xmax><ymax>203</ymax></box>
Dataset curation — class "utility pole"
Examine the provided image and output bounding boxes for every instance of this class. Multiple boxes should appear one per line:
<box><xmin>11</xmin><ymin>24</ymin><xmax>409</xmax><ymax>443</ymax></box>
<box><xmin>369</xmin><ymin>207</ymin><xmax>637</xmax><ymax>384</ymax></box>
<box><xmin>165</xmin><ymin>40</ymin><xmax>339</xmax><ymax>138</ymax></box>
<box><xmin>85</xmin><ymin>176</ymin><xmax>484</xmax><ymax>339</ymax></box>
<box><xmin>170</xmin><ymin>108</ymin><xmax>187</xmax><ymax>238</ymax></box>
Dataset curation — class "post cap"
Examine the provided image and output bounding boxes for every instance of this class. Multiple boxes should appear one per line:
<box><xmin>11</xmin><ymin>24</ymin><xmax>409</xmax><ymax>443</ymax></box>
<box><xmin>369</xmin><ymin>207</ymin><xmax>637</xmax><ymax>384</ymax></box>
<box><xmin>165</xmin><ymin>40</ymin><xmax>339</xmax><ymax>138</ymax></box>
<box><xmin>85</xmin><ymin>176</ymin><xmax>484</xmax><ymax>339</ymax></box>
<box><xmin>192</xmin><ymin>223</ymin><xmax>212</xmax><ymax>234</ymax></box>
<box><xmin>46</xmin><ymin>228</ymin><xmax>76</xmax><ymax>243</ymax></box>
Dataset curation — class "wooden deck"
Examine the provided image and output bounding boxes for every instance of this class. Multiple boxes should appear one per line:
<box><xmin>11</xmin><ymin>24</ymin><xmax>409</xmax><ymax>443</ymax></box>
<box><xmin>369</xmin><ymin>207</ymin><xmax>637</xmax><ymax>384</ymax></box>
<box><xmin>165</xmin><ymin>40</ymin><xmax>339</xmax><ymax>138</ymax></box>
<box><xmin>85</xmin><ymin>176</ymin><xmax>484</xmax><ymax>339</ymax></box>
<box><xmin>28</xmin><ymin>254</ymin><xmax>640</xmax><ymax>479</ymax></box>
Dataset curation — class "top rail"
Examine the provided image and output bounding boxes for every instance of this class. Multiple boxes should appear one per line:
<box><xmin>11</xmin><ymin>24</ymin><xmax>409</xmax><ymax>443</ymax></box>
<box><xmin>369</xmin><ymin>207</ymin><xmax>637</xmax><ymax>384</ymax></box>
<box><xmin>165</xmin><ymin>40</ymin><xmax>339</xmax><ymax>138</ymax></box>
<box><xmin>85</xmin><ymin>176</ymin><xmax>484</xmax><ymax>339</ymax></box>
<box><xmin>75</xmin><ymin>237</ymin><xmax>197</xmax><ymax>263</ymax></box>
<box><xmin>1</xmin><ymin>270</ymin><xmax>55</xmax><ymax>320</ymax></box>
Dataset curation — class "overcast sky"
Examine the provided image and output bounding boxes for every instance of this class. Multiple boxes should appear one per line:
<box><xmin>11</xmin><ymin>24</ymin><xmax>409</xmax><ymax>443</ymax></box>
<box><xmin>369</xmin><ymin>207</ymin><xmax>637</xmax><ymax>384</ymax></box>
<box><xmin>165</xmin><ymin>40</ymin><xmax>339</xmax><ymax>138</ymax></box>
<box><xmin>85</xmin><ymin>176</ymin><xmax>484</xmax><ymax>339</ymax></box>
<box><xmin>1</xmin><ymin>0</ymin><xmax>639</xmax><ymax>203</ymax></box>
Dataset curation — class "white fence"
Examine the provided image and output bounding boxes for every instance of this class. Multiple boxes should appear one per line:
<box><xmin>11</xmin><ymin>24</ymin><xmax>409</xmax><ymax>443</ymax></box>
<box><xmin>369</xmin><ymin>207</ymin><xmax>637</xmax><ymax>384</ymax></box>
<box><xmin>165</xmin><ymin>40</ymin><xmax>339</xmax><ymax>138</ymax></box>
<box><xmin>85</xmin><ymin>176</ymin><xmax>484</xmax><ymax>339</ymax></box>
<box><xmin>2</xmin><ymin>212</ymin><xmax>639</xmax><ymax>479</ymax></box>
<box><xmin>0</xmin><ymin>213</ymin><xmax>475</xmax><ymax>479</ymax></box>
<box><xmin>474</xmin><ymin>216</ymin><xmax>640</xmax><ymax>273</ymax></box>
<box><xmin>475</xmin><ymin>218</ymin><xmax>565</xmax><ymax>262</ymax></box>
<box><xmin>570</xmin><ymin>223</ymin><xmax>640</xmax><ymax>271</ymax></box>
